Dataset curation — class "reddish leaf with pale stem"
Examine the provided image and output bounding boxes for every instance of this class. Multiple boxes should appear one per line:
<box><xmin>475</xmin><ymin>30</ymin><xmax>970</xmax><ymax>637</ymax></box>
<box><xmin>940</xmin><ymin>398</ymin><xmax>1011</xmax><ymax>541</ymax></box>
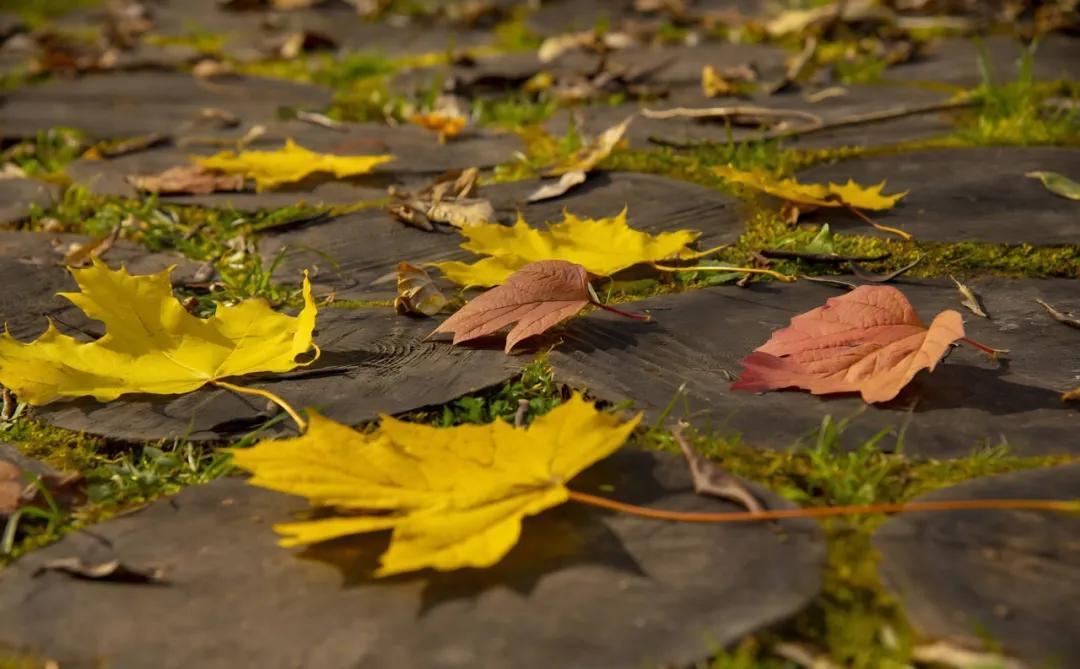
<box><xmin>430</xmin><ymin>260</ymin><xmax>646</xmax><ymax>354</ymax></box>
<box><xmin>732</xmin><ymin>285</ymin><xmax>979</xmax><ymax>403</ymax></box>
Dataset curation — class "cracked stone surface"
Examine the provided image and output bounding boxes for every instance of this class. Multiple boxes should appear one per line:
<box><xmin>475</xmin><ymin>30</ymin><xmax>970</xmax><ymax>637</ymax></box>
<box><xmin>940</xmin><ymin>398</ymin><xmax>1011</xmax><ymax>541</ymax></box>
<box><xmin>545</xmin><ymin>278</ymin><xmax>1080</xmax><ymax>458</ymax></box>
<box><xmin>875</xmin><ymin>464</ymin><xmax>1080</xmax><ymax>667</ymax></box>
<box><xmin>0</xmin><ymin>449</ymin><xmax>824</xmax><ymax>669</ymax></box>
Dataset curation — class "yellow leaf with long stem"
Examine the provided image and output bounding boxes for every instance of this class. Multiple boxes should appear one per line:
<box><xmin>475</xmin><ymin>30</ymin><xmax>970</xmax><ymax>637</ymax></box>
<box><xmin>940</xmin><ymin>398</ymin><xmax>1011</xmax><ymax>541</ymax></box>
<box><xmin>0</xmin><ymin>261</ymin><xmax>318</xmax><ymax>429</ymax></box>
<box><xmin>231</xmin><ymin>393</ymin><xmax>641</xmax><ymax>576</ymax></box>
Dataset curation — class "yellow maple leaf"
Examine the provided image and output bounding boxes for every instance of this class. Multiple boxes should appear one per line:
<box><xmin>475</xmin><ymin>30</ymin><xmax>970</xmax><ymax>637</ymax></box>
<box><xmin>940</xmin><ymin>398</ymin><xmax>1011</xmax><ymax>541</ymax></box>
<box><xmin>432</xmin><ymin>209</ymin><xmax>701</xmax><ymax>287</ymax></box>
<box><xmin>714</xmin><ymin>165</ymin><xmax>906</xmax><ymax>211</ymax></box>
<box><xmin>196</xmin><ymin>139</ymin><xmax>394</xmax><ymax>191</ymax></box>
<box><xmin>0</xmin><ymin>261</ymin><xmax>318</xmax><ymax>405</ymax></box>
<box><xmin>231</xmin><ymin>393</ymin><xmax>641</xmax><ymax>576</ymax></box>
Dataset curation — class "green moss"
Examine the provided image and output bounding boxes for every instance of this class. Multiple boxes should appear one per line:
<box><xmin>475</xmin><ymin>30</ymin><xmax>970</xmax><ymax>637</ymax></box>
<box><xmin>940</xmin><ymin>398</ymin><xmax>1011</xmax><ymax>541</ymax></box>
<box><xmin>637</xmin><ymin>413</ymin><xmax>1076</xmax><ymax>668</ymax></box>
<box><xmin>0</xmin><ymin>128</ymin><xmax>88</xmax><ymax>177</ymax></box>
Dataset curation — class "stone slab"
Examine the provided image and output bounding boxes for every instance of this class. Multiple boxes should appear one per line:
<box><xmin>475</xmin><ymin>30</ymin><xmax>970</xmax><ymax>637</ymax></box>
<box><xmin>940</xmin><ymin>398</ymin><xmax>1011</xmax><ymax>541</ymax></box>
<box><xmin>261</xmin><ymin>171</ymin><xmax>743</xmax><ymax>301</ymax></box>
<box><xmin>34</xmin><ymin>305</ymin><xmax>525</xmax><ymax>442</ymax></box>
<box><xmin>797</xmin><ymin>147</ymin><xmax>1080</xmax><ymax>244</ymax></box>
<box><xmin>875</xmin><ymin>464</ymin><xmax>1080</xmax><ymax>666</ymax></box>
<box><xmin>0</xmin><ymin>230</ymin><xmax>199</xmax><ymax>342</ymax></box>
<box><xmin>886</xmin><ymin>34</ymin><xmax>1080</xmax><ymax>88</ymax></box>
<box><xmin>0</xmin><ymin>449</ymin><xmax>824</xmax><ymax>668</ymax></box>
<box><xmin>546</xmin><ymin>278</ymin><xmax>1080</xmax><ymax>458</ymax></box>
<box><xmin>0</xmin><ymin>177</ymin><xmax>59</xmax><ymax>225</ymax></box>
<box><xmin>0</xmin><ymin>72</ymin><xmax>331</xmax><ymax>141</ymax></box>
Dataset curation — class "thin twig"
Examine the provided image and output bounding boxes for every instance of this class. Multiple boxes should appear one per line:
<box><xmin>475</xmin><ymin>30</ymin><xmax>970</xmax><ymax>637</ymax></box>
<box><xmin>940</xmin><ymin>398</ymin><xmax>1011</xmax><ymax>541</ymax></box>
<box><xmin>1036</xmin><ymin>298</ymin><xmax>1080</xmax><ymax>329</ymax></box>
<box><xmin>652</xmin><ymin>263</ymin><xmax>797</xmax><ymax>282</ymax></box>
<box><xmin>642</xmin><ymin>105</ymin><xmax>823</xmax><ymax>128</ymax></box>
<box><xmin>567</xmin><ymin>490</ymin><xmax>1078</xmax><ymax>523</ymax></box>
<box><xmin>765</xmin><ymin>98</ymin><xmax>977</xmax><ymax>140</ymax></box>
<box><xmin>211</xmin><ymin>380</ymin><xmax>307</xmax><ymax>432</ymax></box>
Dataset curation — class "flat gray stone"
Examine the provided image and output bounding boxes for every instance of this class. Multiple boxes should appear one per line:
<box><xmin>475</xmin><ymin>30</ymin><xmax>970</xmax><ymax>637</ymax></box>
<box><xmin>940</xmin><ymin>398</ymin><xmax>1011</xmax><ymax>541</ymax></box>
<box><xmin>797</xmin><ymin>147</ymin><xmax>1080</xmax><ymax>244</ymax></box>
<box><xmin>261</xmin><ymin>171</ymin><xmax>742</xmax><ymax>301</ymax></box>
<box><xmin>0</xmin><ymin>230</ymin><xmax>199</xmax><ymax>342</ymax></box>
<box><xmin>0</xmin><ymin>449</ymin><xmax>824</xmax><ymax>669</ymax></box>
<box><xmin>875</xmin><ymin>464</ymin><xmax>1080</xmax><ymax>666</ymax></box>
<box><xmin>0</xmin><ymin>177</ymin><xmax>59</xmax><ymax>225</ymax></box>
<box><xmin>0</xmin><ymin>72</ymin><xmax>331</xmax><ymax>141</ymax></box>
<box><xmin>886</xmin><ymin>34</ymin><xmax>1079</xmax><ymax>87</ymax></box>
<box><xmin>546</xmin><ymin>278</ymin><xmax>1080</xmax><ymax>458</ymax></box>
<box><xmin>35</xmin><ymin>305</ymin><xmax>525</xmax><ymax>442</ymax></box>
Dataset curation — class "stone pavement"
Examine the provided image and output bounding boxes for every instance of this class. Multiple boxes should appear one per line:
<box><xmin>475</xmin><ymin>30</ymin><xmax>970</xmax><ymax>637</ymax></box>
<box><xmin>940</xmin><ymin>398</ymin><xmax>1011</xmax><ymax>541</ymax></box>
<box><xmin>0</xmin><ymin>1</ymin><xmax>1077</xmax><ymax>667</ymax></box>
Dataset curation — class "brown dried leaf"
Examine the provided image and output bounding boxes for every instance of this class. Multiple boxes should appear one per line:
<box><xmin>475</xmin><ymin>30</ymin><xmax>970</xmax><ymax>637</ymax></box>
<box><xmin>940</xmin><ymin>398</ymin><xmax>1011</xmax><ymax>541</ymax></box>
<box><xmin>430</xmin><ymin>260</ymin><xmax>593</xmax><ymax>353</ymax></box>
<box><xmin>732</xmin><ymin>285</ymin><xmax>967</xmax><ymax>403</ymax></box>
<box><xmin>1036</xmin><ymin>298</ymin><xmax>1080</xmax><ymax>329</ymax></box>
<box><xmin>526</xmin><ymin>170</ymin><xmax>586</xmax><ymax>203</ymax></box>
<box><xmin>62</xmin><ymin>224</ymin><xmax>121</xmax><ymax>268</ymax></box>
<box><xmin>395</xmin><ymin>262</ymin><xmax>448</xmax><ymax>317</ymax></box>
<box><xmin>950</xmin><ymin>276</ymin><xmax>987</xmax><ymax>319</ymax></box>
<box><xmin>671</xmin><ymin>424</ymin><xmax>762</xmax><ymax>513</ymax></box>
<box><xmin>128</xmin><ymin>165</ymin><xmax>246</xmax><ymax>195</ymax></box>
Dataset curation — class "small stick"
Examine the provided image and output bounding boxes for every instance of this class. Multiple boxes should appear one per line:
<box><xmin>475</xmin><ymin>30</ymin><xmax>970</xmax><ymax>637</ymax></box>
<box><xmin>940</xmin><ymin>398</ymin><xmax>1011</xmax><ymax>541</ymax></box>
<box><xmin>759</xmin><ymin>249</ymin><xmax>891</xmax><ymax>264</ymax></box>
<box><xmin>765</xmin><ymin>98</ymin><xmax>977</xmax><ymax>140</ymax></box>
<box><xmin>843</xmin><ymin>204</ymin><xmax>913</xmax><ymax>241</ymax></box>
<box><xmin>1036</xmin><ymin>298</ymin><xmax>1080</xmax><ymax>329</ymax></box>
<box><xmin>652</xmin><ymin>263</ymin><xmax>797</xmax><ymax>282</ymax></box>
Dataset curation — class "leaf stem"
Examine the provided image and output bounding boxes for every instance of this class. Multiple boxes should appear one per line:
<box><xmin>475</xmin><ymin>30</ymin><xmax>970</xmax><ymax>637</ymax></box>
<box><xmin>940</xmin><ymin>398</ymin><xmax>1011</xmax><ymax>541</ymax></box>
<box><xmin>211</xmin><ymin>380</ymin><xmax>307</xmax><ymax>432</ymax></box>
<box><xmin>843</xmin><ymin>205</ymin><xmax>913</xmax><ymax>241</ymax></box>
<box><xmin>566</xmin><ymin>489</ymin><xmax>1077</xmax><ymax>523</ymax></box>
<box><xmin>589</xmin><ymin>298</ymin><xmax>650</xmax><ymax>321</ymax></box>
<box><xmin>652</xmin><ymin>263</ymin><xmax>797</xmax><ymax>282</ymax></box>
<box><xmin>960</xmin><ymin>336</ymin><xmax>1007</xmax><ymax>358</ymax></box>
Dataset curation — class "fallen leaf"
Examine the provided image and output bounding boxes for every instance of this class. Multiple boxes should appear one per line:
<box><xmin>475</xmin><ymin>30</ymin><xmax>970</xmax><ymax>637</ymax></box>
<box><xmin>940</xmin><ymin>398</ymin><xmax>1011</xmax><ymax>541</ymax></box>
<box><xmin>951</xmin><ymin>276</ymin><xmax>987</xmax><ymax>318</ymax></box>
<box><xmin>0</xmin><ymin>261</ymin><xmax>318</xmax><ymax>405</ymax></box>
<box><xmin>408</xmin><ymin>112</ymin><xmax>467</xmax><ymax>142</ymax></box>
<box><xmin>128</xmin><ymin>165</ymin><xmax>246</xmax><ymax>195</ymax></box>
<box><xmin>526</xmin><ymin>169</ymin><xmax>586</xmax><ymax>202</ymax></box>
<box><xmin>425</xmin><ymin>198</ymin><xmax>495</xmax><ymax>228</ymax></box>
<box><xmin>671</xmin><ymin>424</ymin><xmax>761</xmax><ymax>513</ymax></box>
<box><xmin>34</xmin><ymin>557</ymin><xmax>165</xmax><ymax>584</ymax></box>
<box><xmin>546</xmin><ymin>115</ymin><xmax>633</xmax><ymax>176</ymax></box>
<box><xmin>1036</xmin><ymin>298</ymin><xmax>1080</xmax><ymax>329</ymax></box>
<box><xmin>538</xmin><ymin>29</ymin><xmax>636</xmax><ymax>62</ymax></box>
<box><xmin>1026</xmin><ymin>170</ymin><xmax>1080</xmax><ymax>201</ymax></box>
<box><xmin>197</xmin><ymin>139</ymin><xmax>393</xmax><ymax>191</ymax></box>
<box><xmin>231</xmin><ymin>393</ymin><xmax>641</xmax><ymax>576</ymax></box>
<box><xmin>732</xmin><ymin>285</ymin><xmax>966</xmax><ymax>403</ymax></box>
<box><xmin>432</xmin><ymin>209</ymin><xmax>701</xmax><ymax>287</ymax></box>
<box><xmin>714</xmin><ymin>165</ymin><xmax>906</xmax><ymax>211</ymax></box>
<box><xmin>61</xmin><ymin>224</ymin><xmax>121</xmax><ymax>268</ymax></box>
<box><xmin>0</xmin><ymin>460</ymin><xmax>23</xmax><ymax>515</ymax></box>
<box><xmin>431</xmin><ymin>260</ymin><xmax>645</xmax><ymax>353</ymax></box>
<box><xmin>389</xmin><ymin>168</ymin><xmax>495</xmax><ymax>230</ymax></box>
<box><xmin>701</xmin><ymin>64</ymin><xmax>756</xmax><ymax>97</ymax></box>
<box><xmin>395</xmin><ymin>262</ymin><xmax>448</xmax><ymax>317</ymax></box>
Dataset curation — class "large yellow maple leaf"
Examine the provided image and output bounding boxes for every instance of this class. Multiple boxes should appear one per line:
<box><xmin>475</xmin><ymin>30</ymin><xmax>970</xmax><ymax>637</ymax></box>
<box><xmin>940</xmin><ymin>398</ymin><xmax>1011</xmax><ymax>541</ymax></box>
<box><xmin>0</xmin><ymin>261</ymin><xmax>318</xmax><ymax>404</ymax></box>
<box><xmin>714</xmin><ymin>165</ymin><xmax>906</xmax><ymax>211</ymax></box>
<box><xmin>432</xmin><ymin>209</ymin><xmax>701</xmax><ymax>287</ymax></box>
<box><xmin>197</xmin><ymin>139</ymin><xmax>394</xmax><ymax>191</ymax></box>
<box><xmin>231</xmin><ymin>393</ymin><xmax>641</xmax><ymax>576</ymax></box>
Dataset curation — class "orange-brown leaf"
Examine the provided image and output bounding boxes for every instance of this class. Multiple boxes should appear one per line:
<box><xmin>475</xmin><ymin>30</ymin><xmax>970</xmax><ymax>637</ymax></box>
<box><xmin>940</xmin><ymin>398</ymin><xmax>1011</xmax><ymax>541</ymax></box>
<box><xmin>732</xmin><ymin>285</ymin><xmax>965</xmax><ymax>403</ymax></box>
<box><xmin>430</xmin><ymin>260</ymin><xmax>591</xmax><ymax>353</ymax></box>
